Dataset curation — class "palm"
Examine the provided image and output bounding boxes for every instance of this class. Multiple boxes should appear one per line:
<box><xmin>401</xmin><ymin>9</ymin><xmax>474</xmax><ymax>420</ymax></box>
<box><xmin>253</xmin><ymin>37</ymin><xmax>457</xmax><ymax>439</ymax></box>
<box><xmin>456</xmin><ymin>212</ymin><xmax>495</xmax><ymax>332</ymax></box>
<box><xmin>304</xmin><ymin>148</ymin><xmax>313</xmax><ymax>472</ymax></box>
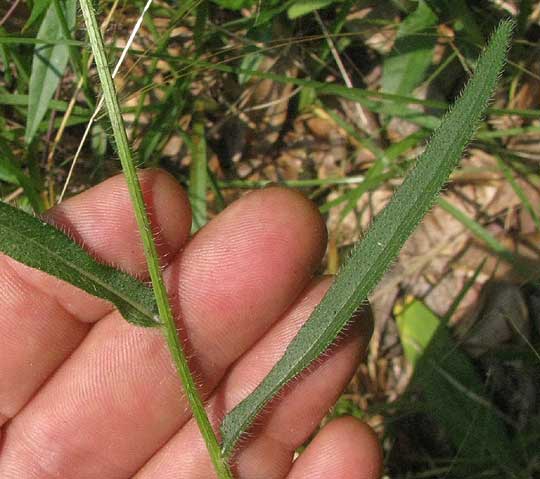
<box><xmin>0</xmin><ymin>170</ymin><xmax>381</xmax><ymax>478</ymax></box>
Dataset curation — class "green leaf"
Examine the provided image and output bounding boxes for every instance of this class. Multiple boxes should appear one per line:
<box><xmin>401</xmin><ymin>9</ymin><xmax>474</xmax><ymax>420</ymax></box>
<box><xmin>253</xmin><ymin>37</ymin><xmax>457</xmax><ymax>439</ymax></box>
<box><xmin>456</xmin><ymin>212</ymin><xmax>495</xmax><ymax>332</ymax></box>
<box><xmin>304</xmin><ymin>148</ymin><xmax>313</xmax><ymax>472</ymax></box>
<box><xmin>0</xmin><ymin>35</ymin><xmax>81</xmax><ymax>46</ymax></box>
<box><xmin>90</xmin><ymin>122</ymin><xmax>107</xmax><ymax>157</ymax></box>
<box><xmin>23</xmin><ymin>0</ymin><xmax>53</xmax><ymax>31</ymax></box>
<box><xmin>382</xmin><ymin>0</ymin><xmax>438</xmax><ymax>95</ymax></box>
<box><xmin>238</xmin><ymin>50</ymin><xmax>264</xmax><ymax>85</ymax></box>
<box><xmin>0</xmin><ymin>41</ymin><xmax>11</xmax><ymax>85</ymax></box>
<box><xmin>0</xmin><ymin>92</ymin><xmax>89</xmax><ymax>116</ymax></box>
<box><xmin>396</xmin><ymin>298</ymin><xmax>514</xmax><ymax>471</ymax></box>
<box><xmin>219</xmin><ymin>19</ymin><xmax>514</xmax><ymax>457</ymax></box>
<box><xmin>0</xmin><ymin>201</ymin><xmax>158</xmax><ymax>327</ymax></box>
<box><xmin>210</xmin><ymin>0</ymin><xmax>254</xmax><ymax>10</ymax></box>
<box><xmin>189</xmin><ymin>104</ymin><xmax>208</xmax><ymax>233</ymax></box>
<box><xmin>25</xmin><ymin>0</ymin><xmax>76</xmax><ymax>144</ymax></box>
<box><xmin>287</xmin><ymin>0</ymin><xmax>336</xmax><ymax>19</ymax></box>
<box><xmin>138</xmin><ymin>81</ymin><xmax>188</xmax><ymax>165</ymax></box>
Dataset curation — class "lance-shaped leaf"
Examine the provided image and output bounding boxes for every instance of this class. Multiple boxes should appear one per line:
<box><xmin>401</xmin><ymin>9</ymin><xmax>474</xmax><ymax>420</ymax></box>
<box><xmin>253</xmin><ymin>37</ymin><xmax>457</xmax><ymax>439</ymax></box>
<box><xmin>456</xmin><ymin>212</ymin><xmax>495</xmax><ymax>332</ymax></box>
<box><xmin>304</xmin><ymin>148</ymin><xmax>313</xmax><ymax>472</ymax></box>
<box><xmin>0</xmin><ymin>201</ymin><xmax>158</xmax><ymax>327</ymax></box>
<box><xmin>382</xmin><ymin>0</ymin><xmax>438</xmax><ymax>96</ymax></box>
<box><xmin>26</xmin><ymin>0</ymin><xmax>77</xmax><ymax>144</ymax></box>
<box><xmin>220</xmin><ymin>19</ymin><xmax>514</xmax><ymax>457</ymax></box>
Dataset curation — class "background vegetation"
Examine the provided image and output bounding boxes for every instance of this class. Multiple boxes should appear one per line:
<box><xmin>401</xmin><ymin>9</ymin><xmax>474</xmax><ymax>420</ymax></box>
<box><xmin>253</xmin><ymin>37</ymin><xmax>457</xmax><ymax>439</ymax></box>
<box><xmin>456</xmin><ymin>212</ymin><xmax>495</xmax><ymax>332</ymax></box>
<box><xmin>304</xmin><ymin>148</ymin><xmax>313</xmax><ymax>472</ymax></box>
<box><xmin>1</xmin><ymin>0</ymin><xmax>539</xmax><ymax>477</ymax></box>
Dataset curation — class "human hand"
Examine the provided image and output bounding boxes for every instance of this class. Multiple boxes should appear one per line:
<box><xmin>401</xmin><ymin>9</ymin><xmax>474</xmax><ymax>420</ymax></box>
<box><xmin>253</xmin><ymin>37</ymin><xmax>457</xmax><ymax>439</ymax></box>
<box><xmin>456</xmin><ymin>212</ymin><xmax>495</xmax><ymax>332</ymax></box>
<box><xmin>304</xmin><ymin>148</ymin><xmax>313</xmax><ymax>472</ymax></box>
<box><xmin>0</xmin><ymin>170</ymin><xmax>382</xmax><ymax>478</ymax></box>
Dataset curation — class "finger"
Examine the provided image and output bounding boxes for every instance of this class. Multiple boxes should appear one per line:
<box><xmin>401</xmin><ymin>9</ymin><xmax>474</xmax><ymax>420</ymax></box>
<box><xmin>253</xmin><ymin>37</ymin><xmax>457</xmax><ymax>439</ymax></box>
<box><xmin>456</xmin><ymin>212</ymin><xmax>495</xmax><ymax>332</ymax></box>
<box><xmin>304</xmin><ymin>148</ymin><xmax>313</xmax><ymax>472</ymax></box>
<box><xmin>287</xmin><ymin>418</ymin><xmax>383</xmax><ymax>479</ymax></box>
<box><xmin>228</xmin><ymin>282</ymin><xmax>373</xmax><ymax>479</ymax></box>
<box><xmin>135</xmin><ymin>277</ymin><xmax>373</xmax><ymax>479</ymax></box>
<box><xmin>0</xmin><ymin>188</ymin><xmax>327</xmax><ymax>478</ymax></box>
<box><xmin>0</xmin><ymin>170</ymin><xmax>191</xmax><ymax>428</ymax></box>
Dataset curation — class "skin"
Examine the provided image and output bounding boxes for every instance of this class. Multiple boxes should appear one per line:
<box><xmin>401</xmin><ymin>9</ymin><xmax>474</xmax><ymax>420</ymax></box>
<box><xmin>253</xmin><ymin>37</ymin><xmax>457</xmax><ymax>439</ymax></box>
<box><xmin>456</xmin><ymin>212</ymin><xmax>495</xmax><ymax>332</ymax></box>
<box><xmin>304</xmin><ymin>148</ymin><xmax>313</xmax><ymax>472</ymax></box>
<box><xmin>0</xmin><ymin>169</ymin><xmax>382</xmax><ymax>479</ymax></box>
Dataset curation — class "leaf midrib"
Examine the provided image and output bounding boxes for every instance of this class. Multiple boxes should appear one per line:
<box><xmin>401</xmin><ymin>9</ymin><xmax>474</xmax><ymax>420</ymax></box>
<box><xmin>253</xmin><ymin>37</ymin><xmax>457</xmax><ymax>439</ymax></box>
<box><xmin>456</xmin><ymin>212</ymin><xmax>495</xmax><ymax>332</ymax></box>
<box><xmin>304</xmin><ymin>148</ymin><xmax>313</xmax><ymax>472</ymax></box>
<box><xmin>0</xmin><ymin>218</ymin><xmax>156</xmax><ymax>321</ymax></box>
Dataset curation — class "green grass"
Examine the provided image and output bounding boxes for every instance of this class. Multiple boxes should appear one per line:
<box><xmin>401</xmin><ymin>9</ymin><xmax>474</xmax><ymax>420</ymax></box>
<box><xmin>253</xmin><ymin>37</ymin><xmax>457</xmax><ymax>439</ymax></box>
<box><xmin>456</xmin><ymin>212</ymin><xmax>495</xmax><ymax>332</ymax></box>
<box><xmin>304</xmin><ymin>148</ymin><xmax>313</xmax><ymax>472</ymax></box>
<box><xmin>1</xmin><ymin>1</ymin><xmax>539</xmax><ymax>477</ymax></box>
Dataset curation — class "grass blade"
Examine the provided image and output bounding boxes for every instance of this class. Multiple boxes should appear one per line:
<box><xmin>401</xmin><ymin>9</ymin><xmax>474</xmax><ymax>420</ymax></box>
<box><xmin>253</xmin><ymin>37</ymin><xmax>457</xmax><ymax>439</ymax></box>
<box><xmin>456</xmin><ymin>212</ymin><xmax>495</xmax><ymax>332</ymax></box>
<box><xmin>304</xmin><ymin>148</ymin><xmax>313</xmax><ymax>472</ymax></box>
<box><xmin>437</xmin><ymin>197</ymin><xmax>538</xmax><ymax>280</ymax></box>
<box><xmin>220</xmin><ymin>19</ymin><xmax>514</xmax><ymax>457</ymax></box>
<box><xmin>442</xmin><ymin>258</ymin><xmax>486</xmax><ymax>324</ymax></box>
<box><xmin>496</xmin><ymin>155</ymin><xmax>540</xmax><ymax>231</ymax></box>
<box><xmin>0</xmin><ymin>201</ymin><xmax>158</xmax><ymax>327</ymax></box>
<box><xmin>396</xmin><ymin>298</ymin><xmax>514</xmax><ymax>473</ymax></box>
<box><xmin>71</xmin><ymin>42</ymin><xmax>540</xmax><ymax>122</ymax></box>
<box><xmin>25</xmin><ymin>0</ymin><xmax>77</xmax><ymax>144</ymax></box>
<box><xmin>189</xmin><ymin>102</ymin><xmax>208</xmax><ymax>233</ymax></box>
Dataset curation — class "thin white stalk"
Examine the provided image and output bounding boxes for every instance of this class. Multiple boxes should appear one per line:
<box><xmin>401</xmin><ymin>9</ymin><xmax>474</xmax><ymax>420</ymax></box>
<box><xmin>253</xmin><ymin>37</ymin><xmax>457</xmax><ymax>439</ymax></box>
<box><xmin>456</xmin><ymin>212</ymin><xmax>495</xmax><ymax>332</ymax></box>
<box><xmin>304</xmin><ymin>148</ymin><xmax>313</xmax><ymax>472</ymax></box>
<box><xmin>313</xmin><ymin>10</ymin><xmax>369</xmax><ymax>130</ymax></box>
<box><xmin>59</xmin><ymin>0</ymin><xmax>153</xmax><ymax>203</ymax></box>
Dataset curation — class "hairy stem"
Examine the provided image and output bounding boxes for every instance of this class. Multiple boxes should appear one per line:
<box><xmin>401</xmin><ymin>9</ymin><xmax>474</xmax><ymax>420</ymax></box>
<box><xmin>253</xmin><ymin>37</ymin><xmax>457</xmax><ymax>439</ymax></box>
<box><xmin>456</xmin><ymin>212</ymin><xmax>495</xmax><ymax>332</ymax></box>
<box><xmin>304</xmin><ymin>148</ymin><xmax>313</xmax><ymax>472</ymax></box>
<box><xmin>77</xmin><ymin>1</ymin><xmax>232</xmax><ymax>477</ymax></box>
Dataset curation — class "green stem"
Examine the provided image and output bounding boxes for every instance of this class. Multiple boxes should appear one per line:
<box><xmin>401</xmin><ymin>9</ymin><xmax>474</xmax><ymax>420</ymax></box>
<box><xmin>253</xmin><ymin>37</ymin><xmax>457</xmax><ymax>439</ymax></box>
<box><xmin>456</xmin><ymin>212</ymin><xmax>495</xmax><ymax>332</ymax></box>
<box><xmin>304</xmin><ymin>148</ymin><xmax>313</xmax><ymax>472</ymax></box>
<box><xmin>77</xmin><ymin>2</ymin><xmax>232</xmax><ymax>478</ymax></box>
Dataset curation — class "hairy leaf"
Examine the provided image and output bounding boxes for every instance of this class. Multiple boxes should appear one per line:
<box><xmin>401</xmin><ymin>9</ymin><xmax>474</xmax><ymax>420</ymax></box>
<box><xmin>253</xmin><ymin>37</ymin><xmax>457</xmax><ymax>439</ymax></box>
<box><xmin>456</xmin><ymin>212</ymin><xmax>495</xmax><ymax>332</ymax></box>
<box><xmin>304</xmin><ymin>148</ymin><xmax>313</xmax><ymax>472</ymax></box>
<box><xmin>220</xmin><ymin>19</ymin><xmax>514</xmax><ymax>457</ymax></box>
<box><xmin>0</xmin><ymin>201</ymin><xmax>158</xmax><ymax>327</ymax></box>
